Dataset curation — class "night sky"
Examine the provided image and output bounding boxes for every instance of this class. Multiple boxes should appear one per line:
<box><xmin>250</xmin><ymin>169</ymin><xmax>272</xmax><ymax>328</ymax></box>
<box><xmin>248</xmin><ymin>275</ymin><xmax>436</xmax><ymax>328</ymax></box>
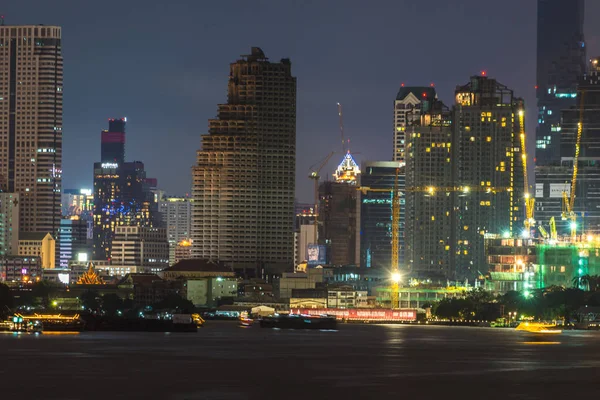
<box><xmin>4</xmin><ymin>1</ymin><xmax>600</xmax><ymax>203</ymax></box>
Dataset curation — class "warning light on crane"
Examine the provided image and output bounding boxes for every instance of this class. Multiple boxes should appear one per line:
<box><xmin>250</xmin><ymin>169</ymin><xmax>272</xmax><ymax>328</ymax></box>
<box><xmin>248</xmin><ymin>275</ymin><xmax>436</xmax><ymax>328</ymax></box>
<box><xmin>391</xmin><ymin>272</ymin><xmax>401</xmax><ymax>283</ymax></box>
<box><xmin>481</xmin><ymin>70</ymin><xmax>487</xmax><ymax>76</ymax></box>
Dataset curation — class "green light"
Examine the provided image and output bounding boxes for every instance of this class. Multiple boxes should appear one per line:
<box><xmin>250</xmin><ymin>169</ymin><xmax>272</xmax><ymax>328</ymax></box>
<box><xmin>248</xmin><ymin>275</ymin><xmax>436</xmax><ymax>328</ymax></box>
<box><xmin>570</xmin><ymin>222</ymin><xmax>577</xmax><ymax>231</ymax></box>
<box><xmin>502</xmin><ymin>231</ymin><xmax>510</xmax><ymax>238</ymax></box>
<box><xmin>524</xmin><ymin>290</ymin><xmax>531</xmax><ymax>298</ymax></box>
<box><xmin>578</xmin><ymin>268</ymin><xmax>583</xmax><ymax>275</ymax></box>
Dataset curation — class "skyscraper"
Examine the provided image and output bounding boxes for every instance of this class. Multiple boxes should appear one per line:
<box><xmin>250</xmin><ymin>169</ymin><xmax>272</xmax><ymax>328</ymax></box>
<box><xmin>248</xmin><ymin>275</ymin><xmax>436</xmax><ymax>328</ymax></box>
<box><xmin>393</xmin><ymin>86</ymin><xmax>437</xmax><ymax>162</ymax></box>
<box><xmin>359</xmin><ymin>161</ymin><xmax>404</xmax><ymax>269</ymax></box>
<box><xmin>93</xmin><ymin>119</ymin><xmax>155</xmax><ymax>260</ymax></box>
<box><xmin>405</xmin><ymin>101</ymin><xmax>454</xmax><ymax>280</ymax></box>
<box><xmin>453</xmin><ymin>76</ymin><xmax>525</xmax><ymax>279</ymax></box>
<box><xmin>159</xmin><ymin>196</ymin><xmax>193</xmax><ymax>265</ymax></box>
<box><xmin>0</xmin><ymin>24</ymin><xmax>63</xmax><ymax>234</ymax></box>
<box><xmin>101</xmin><ymin>118</ymin><xmax>126</xmax><ymax>164</ymax></box>
<box><xmin>536</xmin><ymin>0</ymin><xmax>586</xmax><ymax>164</ymax></box>
<box><xmin>192</xmin><ymin>47</ymin><xmax>296</xmax><ymax>277</ymax></box>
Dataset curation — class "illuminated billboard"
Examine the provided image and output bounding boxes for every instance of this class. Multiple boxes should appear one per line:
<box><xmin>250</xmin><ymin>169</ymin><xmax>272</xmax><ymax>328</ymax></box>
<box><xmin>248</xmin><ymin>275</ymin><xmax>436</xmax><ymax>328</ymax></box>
<box><xmin>307</xmin><ymin>244</ymin><xmax>327</xmax><ymax>266</ymax></box>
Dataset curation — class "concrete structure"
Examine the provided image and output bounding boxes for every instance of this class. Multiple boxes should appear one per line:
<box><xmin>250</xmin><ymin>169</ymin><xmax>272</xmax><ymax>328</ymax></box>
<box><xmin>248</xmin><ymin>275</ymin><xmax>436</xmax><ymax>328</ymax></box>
<box><xmin>535</xmin><ymin>57</ymin><xmax>600</xmax><ymax>236</ymax></box>
<box><xmin>160</xmin><ymin>259</ymin><xmax>235</xmax><ymax>281</ymax></box>
<box><xmin>110</xmin><ymin>226</ymin><xmax>169</xmax><ymax>274</ymax></box>
<box><xmin>452</xmin><ymin>75</ymin><xmax>525</xmax><ymax>279</ymax></box>
<box><xmin>93</xmin><ymin>119</ymin><xmax>157</xmax><ymax>260</ymax></box>
<box><xmin>18</xmin><ymin>232</ymin><xmax>55</xmax><ymax>269</ymax></box>
<box><xmin>0</xmin><ymin>193</ymin><xmax>19</xmax><ymax>256</ymax></box>
<box><xmin>535</xmin><ymin>0</ymin><xmax>586</xmax><ymax>164</ymax></box>
<box><xmin>0</xmin><ymin>24</ymin><xmax>63</xmax><ymax>235</ymax></box>
<box><xmin>295</xmin><ymin>224</ymin><xmax>315</xmax><ymax>266</ymax></box>
<box><xmin>192</xmin><ymin>47</ymin><xmax>296</xmax><ymax>276</ymax></box>
<box><xmin>159</xmin><ymin>196</ymin><xmax>192</xmax><ymax>265</ymax></box>
<box><xmin>318</xmin><ymin>181</ymin><xmax>358</xmax><ymax>266</ymax></box>
<box><xmin>186</xmin><ymin>277</ymin><xmax>238</xmax><ymax>307</ymax></box>
<box><xmin>276</xmin><ymin>269</ymin><xmax>324</xmax><ymax>299</ymax></box>
<box><xmin>327</xmin><ymin>288</ymin><xmax>367</xmax><ymax>309</ymax></box>
<box><xmin>405</xmin><ymin>101</ymin><xmax>454</xmax><ymax>280</ymax></box>
<box><xmin>393</xmin><ymin>86</ymin><xmax>438</xmax><ymax>162</ymax></box>
<box><xmin>0</xmin><ymin>255</ymin><xmax>41</xmax><ymax>283</ymax></box>
<box><xmin>359</xmin><ymin>161</ymin><xmax>404</xmax><ymax>268</ymax></box>
<box><xmin>290</xmin><ymin>289</ymin><xmax>327</xmax><ymax>308</ymax></box>
<box><xmin>174</xmin><ymin>240</ymin><xmax>193</xmax><ymax>264</ymax></box>
<box><xmin>61</xmin><ymin>189</ymin><xmax>93</xmax><ymax>221</ymax></box>
<box><xmin>58</xmin><ymin>217</ymin><xmax>90</xmax><ymax>268</ymax></box>
<box><xmin>101</xmin><ymin>118</ymin><xmax>126</xmax><ymax>164</ymax></box>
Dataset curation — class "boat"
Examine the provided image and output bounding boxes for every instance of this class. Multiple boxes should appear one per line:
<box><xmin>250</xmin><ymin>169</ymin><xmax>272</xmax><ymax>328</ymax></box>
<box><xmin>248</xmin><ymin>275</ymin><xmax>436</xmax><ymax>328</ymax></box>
<box><xmin>239</xmin><ymin>312</ymin><xmax>254</xmax><ymax>327</ymax></box>
<box><xmin>260</xmin><ymin>314</ymin><xmax>337</xmax><ymax>330</ymax></box>
<box><xmin>515</xmin><ymin>322</ymin><xmax>562</xmax><ymax>334</ymax></box>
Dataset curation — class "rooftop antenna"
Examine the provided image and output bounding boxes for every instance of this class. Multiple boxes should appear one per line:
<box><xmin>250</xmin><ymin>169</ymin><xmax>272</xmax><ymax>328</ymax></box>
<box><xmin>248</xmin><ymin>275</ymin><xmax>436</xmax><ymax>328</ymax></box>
<box><xmin>337</xmin><ymin>103</ymin><xmax>346</xmax><ymax>153</ymax></box>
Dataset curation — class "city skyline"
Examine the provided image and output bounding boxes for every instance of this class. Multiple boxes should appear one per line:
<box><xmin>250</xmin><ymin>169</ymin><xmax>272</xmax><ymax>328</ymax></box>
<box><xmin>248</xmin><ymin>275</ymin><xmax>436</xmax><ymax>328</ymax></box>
<box><xmin>5</xmin><ymin>1</ymin><xmax>600</xmax><ymax>203</ymax></box>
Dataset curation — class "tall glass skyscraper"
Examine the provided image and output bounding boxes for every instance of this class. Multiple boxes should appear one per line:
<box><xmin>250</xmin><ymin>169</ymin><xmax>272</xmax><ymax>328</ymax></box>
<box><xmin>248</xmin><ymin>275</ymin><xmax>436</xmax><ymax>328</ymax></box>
<box><xmin>535</xmin><ymin>0</ymin><xmax>586</xmax><ymax>164</ymax></box>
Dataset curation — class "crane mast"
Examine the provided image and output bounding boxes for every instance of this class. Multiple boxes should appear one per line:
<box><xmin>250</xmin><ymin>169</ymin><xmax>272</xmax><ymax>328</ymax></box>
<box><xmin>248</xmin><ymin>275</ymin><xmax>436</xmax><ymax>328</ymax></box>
<box><xmin>562</xmin><ymin>91</ymin><xmax>585</xmax><ymax>241</ymax></box>
<box><xmin>518</xmin><ymin>110</ymin><xmax>535</xmax><ymax>233</ymax></box>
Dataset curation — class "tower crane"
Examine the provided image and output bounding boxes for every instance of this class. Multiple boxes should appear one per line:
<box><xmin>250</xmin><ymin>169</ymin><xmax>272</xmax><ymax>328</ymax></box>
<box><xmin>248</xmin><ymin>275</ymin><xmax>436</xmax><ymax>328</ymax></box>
<box><xmin>337</xmin><ymin>103</ymin><xmax>347</xmax><ymax>153</ymax></box>
<box><xmin>308</xmin><ymin>151</ymin><xmax>335</xmax><ymax>244</ymax></box>
<box><xmin>518</xmin><ymin>109</ymin><xmax>535</xmax><ymax>233</ymax></box>
<box><xmin>562</xmin><ymin>91</ymin><xmax>586</xmax><ymax>242</ymax></box>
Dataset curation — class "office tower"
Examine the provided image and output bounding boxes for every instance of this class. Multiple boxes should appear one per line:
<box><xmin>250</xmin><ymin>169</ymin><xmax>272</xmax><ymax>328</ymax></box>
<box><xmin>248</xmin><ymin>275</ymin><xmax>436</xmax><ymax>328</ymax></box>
<box><xmin>58</xmin><ymin>217</ymin><xmax>89</xmax><ymax>268</ymax></box>
<box><xmin>18</xmin><ymin>232</ymin><xmax>55</xmax><ymax>269</ymax></box>
<box><xmin>101</xmin><ymin>117</ymin><xmax>126</xmax><ymax>164</ymax></box>
<box><xmin>359</xmin><ymin>161</ymin><xmax>404</xmax><ymax>268</ymax></box>
<box><xmin>405</xmin><ymin>101</ymin><xmax>454</xmax><ymax>280</ymax></box>
<box><xmin>93</xmin><ymin>161</ymin><xmax>154</xmax><ymax>260</ymax></box>
<box><xmin>536</xmin><ymin>0</ymin><xmax>585</xmax><ymax>164</ymax></box>
<box><xmin>393</xmin><ymin>86</ymin><xmax>437</xmax><ymax>162</ymax></box>
<box><xmin>0</xmin><ymin>24</ymin><xmax>63</xmax><ymax>234</ymax></box>
<box><xmin>0</xmin><ymin>193</ymin><xmax>19</xmax><ymax>256</ymax></box>
<box><xmin>110</xmin><ymin>226</ymin><xmax>169</xmax><ymax>274</ymax></box>
<box><xmin>453</xmin><ymin>75</ymin><xmax>525</xmax><ymax>279</ymax></box>
<box><xmin>192</xmin><ymin>47</ymin><xmax>296</xmax><ymax>276</ymax></box>
<box><xmin>535</xmin><ymin>57</ymin><xmax>600</xmax><ymax>235</ymax></box>
<box><xmin>318</xmin><ymin>181</ymin><xmax>358</xmax><ymax>266</ymax></box>
<box><xmin>159</xmin><ymin>196</ymin><xmax>193</xmax><ymax>264</ymax></box>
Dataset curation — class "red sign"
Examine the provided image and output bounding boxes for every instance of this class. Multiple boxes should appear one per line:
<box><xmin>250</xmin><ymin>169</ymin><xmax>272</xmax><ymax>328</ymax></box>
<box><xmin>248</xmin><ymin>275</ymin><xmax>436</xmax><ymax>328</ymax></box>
<box><xmin>291</xmin><ymin>308</ymin><xmax>416</xmax><ymax>322</ymax></box>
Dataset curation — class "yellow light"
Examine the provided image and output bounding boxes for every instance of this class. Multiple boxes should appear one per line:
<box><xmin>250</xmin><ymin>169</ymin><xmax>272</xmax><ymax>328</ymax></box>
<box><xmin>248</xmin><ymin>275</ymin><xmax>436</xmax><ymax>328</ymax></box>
<box><xmin>391</xmin><ymin>272</ymin><xmax>401</xmax><ymax>283</ymax></box>
<box><xmin>587</xmin><ymin>234</ymin><xmax>594</xmax><ymax>242</ymax></box>
<box><xmin>427</xmin><ymin>186</ymin><xmax>435</xmax><ymax>195</ymax></box>
<box><xmin>518</xmin><ymin>110</ymin><xmax>524</xmax><ymax>117</ymax></box>
<box><xmin>463</xmin><ymin>186</ymin><xmax>470</xmax><ymax>193</ymax></box>
<box><xmin>524</xmin><ymin>193</ymin><xmax>530</xmax><ymax>199</ymax></box>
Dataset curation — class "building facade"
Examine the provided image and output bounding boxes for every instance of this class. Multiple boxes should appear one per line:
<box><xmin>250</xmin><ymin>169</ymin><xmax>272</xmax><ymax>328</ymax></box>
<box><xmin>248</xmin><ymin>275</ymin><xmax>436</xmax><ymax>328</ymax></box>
<box><xmin>405</xmin><ymin>103</ymin><xmax>455</xmax><ymax>280</ymax></box>
<box><xmin>0</xmin><ymin>192</ymin><xmax>19</xmax><ymax>256</ymax></box>
<box><xmin>18</xmin><ymin>232</ymin><xmax>55</xmax><ymax>270</ymax></box>
<box><xmin>159</xmin><ymin>196</ymin><xmax>192</xmax><ymax>265</ymax></box>
<box><xmin>359</xmin><ymin>161</ymin><xmax>405</xmax><ymax>269</ymax></box>
<box><xmin>0</xmin><ymin>25</ymin><xmax>63</xmax><ymax>235</ymax></box>
<box><xmin>393</xmin><ymin>86</ymin><xmax>437</xmax><ymax>162</ymax></box>
<box><xmin>535</xmin><ymin>57</ymin><xmax>600</xmax><ymax>236</ymax></box>
<box><xmin>192</xmin><ymin>47</ymin><xmax>296</xmax><ymax>276</ymax></box>
<box><xmin>452</xmin><ymin>76</ymin><xmax>525</xmax><ymax>279</ymax></box>
<box><xmin>102</xmin><ymin>118</ymin><xmax>126</xmax><ymax>164</ymax></box>
<box><xmin>318</xmin><ymin>181</ymin><xmax>358</xmax><ymax>266</ymax></box>
<box><xmin>58</xmin><ymin>217</ymin><xmax>90</xmax><ymax>268</ymax></box>
<box><xmin>536</xmin><ymin>0</ymin><xmax>586</xmax><ymax>164</ymax></box>
<box><xmin>110</xmin><ymin>226</ymin><xmax>169</xmax><ymax>274</ymax></box>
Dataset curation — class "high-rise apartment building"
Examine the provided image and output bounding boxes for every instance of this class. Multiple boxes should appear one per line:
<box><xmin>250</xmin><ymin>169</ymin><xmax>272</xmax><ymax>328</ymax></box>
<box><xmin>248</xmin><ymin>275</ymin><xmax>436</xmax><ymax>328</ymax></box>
<box><xmin>0</xmin><ymin>193</ymin><xmax>19</xmax><ymax>256</ymax></box>
<box><xmin>192</xmin><ymin>47</ymin><xmax>296</xmax><ymax>276</ymax></box>
<box><xmin>0</xmin><ymin>24</ymin><xmax>63</xmax><ymax>234</ymax></box>
<box><xmin>536</xmin><ymin>0</ymin><xmax>586</xmax><ymax>164</ymax></box>
<box><xmin>453</xmin><ymin>76</ymin><xmax>525</xmax><ymax>279</ymax></box>
<box><xmin>110</xmin><ymin>226</ymin><xmax>169</xmax><ymax>274</ymax></box>
<box><xmin>359</xmin><ymin>161</ymin><xmax>404</xmax><ymax>269</ymax></box>
<box><xmin>159</xmin><ymin>196</ymin><xmax>192</xmax><ymax>265</ymax></box>
<box><xmin>535</xmin><ymin>57</ymin><xmax>600</xmax><ymax>235</ymax></box>
<box><xmin>405</xmin><ymin>101</ymin><xmax>454</xmax><ymax>280</ymax></box>
<box><xmin>58</xmin><ymin>217</ymin><xmax>89</xmax><ymax>268</ymax></box>
<box><xmin>393</xmin><ymin>86</ymin><xmax>437</xmax><ymax>162</ymax></box>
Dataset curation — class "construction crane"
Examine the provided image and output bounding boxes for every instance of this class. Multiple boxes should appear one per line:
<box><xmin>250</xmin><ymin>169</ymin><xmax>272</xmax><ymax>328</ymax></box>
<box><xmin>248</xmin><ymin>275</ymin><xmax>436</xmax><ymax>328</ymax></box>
<box><xmin>518</xmin><ymin>109</ymin><xmax>535</xmax><ymax>233</ymax></box>
<box><xmin>357</xmin><ymin>168</ymin><xmax>401</xmax><ymax>308</ymax></box>
<box><xmin>337</xmin><ymin>103</ymin><xmax>346</xmax><ymax>153</ymax></box>
<box><xmin>549</xmin><ymin>216</ymin><xmax>558</xmax><ymax>241</ymax></box>
<box><xmin>308</xmin><ymin>151</ymin><xmax>335</xmax><ymax>244</ymax></box>
<box><xmin>562</xmin><ymin>91</ymin><xmax>586</xmax><ymax>241</ymax></box>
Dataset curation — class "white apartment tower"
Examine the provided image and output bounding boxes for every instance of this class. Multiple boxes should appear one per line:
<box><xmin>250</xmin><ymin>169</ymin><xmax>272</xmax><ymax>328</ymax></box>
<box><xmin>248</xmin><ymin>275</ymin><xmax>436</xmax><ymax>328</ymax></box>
<box><xmin>0</xmin><ymin>24</ymin><xmax>63</xmax><ymax>234</ymax></box>
<box><xmin>110</xmin><ymin>226</ymin><xmax>169</xmax><ymax>274</ymax></box>
<box><xmin>159</xmin><ymin>196</ymin><xmax>192</xmax><ymax>265</ymax></box>
<box><xmin>192</xmin><ymin>47</ymin><xmax>296</xmax><ymax>276</ymax></box>
<box><xmin>393</xmin><ymin>86</ymin><xmax>437</xmax><ymax>162</ymax></box>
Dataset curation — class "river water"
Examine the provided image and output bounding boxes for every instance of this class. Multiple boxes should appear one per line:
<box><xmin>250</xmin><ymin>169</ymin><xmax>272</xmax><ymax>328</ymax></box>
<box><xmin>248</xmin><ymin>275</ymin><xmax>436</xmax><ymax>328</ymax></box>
<box><xmin>1</xmin><ymin>321</ymin><xmax>598</xmax><ymax>399</ymax></box>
